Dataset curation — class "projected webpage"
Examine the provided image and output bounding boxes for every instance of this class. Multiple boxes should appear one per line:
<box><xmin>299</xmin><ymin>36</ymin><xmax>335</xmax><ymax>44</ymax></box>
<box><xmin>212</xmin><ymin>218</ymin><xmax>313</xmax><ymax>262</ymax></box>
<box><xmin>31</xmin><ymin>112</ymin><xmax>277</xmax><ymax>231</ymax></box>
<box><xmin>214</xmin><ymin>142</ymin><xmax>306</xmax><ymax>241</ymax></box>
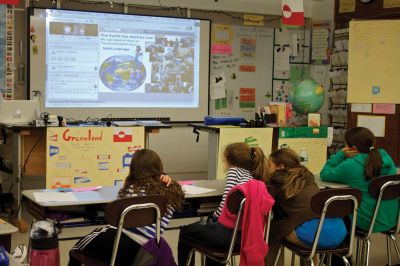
<box><xmin>45</xmin><ymin>9</ymin><xmax>200</xmax><ymax>108</ymax></box>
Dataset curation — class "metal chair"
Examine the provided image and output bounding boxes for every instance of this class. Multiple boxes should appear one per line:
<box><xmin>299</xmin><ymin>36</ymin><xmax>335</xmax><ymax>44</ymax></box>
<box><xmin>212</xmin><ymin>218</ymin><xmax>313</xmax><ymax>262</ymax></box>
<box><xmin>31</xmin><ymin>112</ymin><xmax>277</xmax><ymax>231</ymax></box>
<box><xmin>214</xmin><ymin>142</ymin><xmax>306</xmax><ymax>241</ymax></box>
<box><xmin>69</xmin><ymin>195</ymin><xmax>167</xmax><ymax>266</ymax></box>
<box><xmin>354</xmin><ymin>174</ymin><xmax>400</xmax><ymax>266</ymax></box>
<box><xmin>181</xmin><ymin>189</ymin><xmax>273</xmax><ymax>265</ymax></box>
<box><xmin>274</xmin><ymin>188</ymin><xmax>362</xmax><ymax>266</ymax></box>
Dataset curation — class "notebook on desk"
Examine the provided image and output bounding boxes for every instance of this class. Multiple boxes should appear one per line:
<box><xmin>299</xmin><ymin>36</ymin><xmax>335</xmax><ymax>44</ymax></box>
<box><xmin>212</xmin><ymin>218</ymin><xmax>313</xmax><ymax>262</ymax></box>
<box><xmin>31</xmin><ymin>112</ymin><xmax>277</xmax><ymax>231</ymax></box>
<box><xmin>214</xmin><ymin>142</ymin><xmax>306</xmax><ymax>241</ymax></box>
<box><xmin>0</xmin><ymin>98</ymin><xmax>39</xmax><ymax>125</ymax></box>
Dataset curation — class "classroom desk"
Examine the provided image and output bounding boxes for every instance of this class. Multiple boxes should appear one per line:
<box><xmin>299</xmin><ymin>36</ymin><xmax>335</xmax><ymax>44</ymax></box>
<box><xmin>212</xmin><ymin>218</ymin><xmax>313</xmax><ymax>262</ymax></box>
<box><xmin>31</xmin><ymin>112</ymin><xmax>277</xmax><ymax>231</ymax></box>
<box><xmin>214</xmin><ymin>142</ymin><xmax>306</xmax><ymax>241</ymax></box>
<box><xmin>314</xmin><ymin>175</ymin><xmax>349</xmax><ymax>189</ymax></box>
<box><xmin>0</xmin><ymin>220</ymin><xmax>18</xmax><ymax>252</ymax></box>
<box><xmin>0</xmin><ymin>123</ymin><xmax>171</xmax><ymax>220</ymax></box>
<box><xmin>22</xmin><ymin>180</ymin><xmax>225</xmax><ymax>231</ymax></box>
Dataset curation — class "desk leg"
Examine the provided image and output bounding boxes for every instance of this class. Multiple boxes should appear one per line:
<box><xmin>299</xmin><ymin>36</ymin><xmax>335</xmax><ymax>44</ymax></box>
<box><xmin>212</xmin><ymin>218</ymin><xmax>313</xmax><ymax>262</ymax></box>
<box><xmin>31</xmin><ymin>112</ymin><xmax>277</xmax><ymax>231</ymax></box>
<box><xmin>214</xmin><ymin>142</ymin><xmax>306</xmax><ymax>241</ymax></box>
<box><xmin>12</xmin><ymin>130</ymin><xmax>28</xmax><ymax>233</ymax></box>
<box><xmin>145</xmin><ymin>132</ymin><xmax>149</xmax><ymax>148</ymax></box>
<box><xmin>208</xmin><ymin>132</ymin><xmax>219</xmax><ymax>180</ymax></box>
<box><xmin>12</xmin><ymin>130</ymin><xmax>22</xmax><ymax>220</ymax></box>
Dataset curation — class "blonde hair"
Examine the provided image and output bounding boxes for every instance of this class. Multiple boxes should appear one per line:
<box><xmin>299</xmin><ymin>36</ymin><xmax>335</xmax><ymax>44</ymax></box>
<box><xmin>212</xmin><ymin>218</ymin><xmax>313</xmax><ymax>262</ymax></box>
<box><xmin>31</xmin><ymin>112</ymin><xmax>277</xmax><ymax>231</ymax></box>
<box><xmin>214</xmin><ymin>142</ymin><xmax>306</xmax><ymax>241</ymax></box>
<box><xmin>269</xmin><ymin>148</ymin><xmax>312</xmax><ymax>199</ymax></box>
<box><xmin>224</xmin><ymin>142</ymin><xmax>269</xmax><ymax>182</ymax></box>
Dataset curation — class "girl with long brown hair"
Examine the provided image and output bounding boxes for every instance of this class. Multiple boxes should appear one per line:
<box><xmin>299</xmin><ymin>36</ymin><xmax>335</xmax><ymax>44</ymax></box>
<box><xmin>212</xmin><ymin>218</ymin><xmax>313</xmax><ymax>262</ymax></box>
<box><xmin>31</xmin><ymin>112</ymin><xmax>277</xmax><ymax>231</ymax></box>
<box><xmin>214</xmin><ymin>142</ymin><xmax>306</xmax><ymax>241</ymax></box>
<box><xmin>320</xmin><ymin>127</ymin><xmax>397</xmax><ymax>233</ymax></box>
<box><xmin>69</xmin><ymin>149</ymin><xmax>184</xmax><ymax>266</ymax></box>
<box><xmin>178</xmin><ymin>142</ymin><xmax>269</xmax><ymax>266</ymax></box>
<box><xmin>266</xmin><ymin>148</ymin><xmax>346</xmax><ymax>265</ymax></box>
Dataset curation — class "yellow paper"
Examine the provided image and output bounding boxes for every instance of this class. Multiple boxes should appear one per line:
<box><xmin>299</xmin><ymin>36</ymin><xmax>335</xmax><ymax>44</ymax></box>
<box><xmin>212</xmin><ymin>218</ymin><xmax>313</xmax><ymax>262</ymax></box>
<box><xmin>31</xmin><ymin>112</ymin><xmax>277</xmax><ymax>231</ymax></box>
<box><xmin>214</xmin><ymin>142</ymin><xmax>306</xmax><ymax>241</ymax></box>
<box><xmin>384</xmin><ymin>0</ymin><xmax>400</xmax><ymax>8</ymax></box>
<box><xmin>243</xmin><ymin>14</ymin><xmax>264</xmax><ymax>27</ymax></box>
<box><xmin>348</xmin><ymin>20</ymin><xmax>400</xmax><ymax>103</ymax></box>
<box><xmin>212</xmin><ymin>24</ymin><xmax>233</xmax><ymax>45</ymax></box>
<box><xmin>278</xmin><ymin>138</ymin><xmax>328</xmax><ymax>174</ymax></box>
<box><xmin>46</xmin><ymin>127</ymin><xmax>145</xmax><ymax>188</ymax></box>
<box><xmin>339</xmin><ymin>0</ymin><xmax>356</xmax><ymax>13</ymax></box>
<box><xmin>216</xmin><ymin>128</ymin><xmax>273</xmax><ymax>180</ymax></box>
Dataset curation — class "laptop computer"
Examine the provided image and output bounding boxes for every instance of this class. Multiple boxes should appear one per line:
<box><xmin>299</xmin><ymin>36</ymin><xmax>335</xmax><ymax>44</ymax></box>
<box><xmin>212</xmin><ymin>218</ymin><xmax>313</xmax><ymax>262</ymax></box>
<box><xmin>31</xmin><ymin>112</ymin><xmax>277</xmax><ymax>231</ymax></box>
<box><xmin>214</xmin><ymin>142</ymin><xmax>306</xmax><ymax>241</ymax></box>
<box><xmin>0</xmin><ymin>98</ymin><xmax>40</xmax><ymax>125</ymax></box>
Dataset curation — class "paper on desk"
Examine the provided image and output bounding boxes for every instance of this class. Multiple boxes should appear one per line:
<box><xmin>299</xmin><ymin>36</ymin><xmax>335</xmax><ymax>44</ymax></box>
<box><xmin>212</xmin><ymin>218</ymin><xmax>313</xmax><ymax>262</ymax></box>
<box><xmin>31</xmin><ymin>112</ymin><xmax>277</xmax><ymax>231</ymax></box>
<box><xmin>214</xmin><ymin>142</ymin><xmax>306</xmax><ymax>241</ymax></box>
<box><xmin>178</xmin><ymin>180</ymin><xmax>194</xmax><ymax>186</ymax></box>
<box><xmin>72</xmin><ymin>186</ymin><xmax>102</xmax><ymax>192</ymax></box>
<box><xmin>34</xmin><ymin>192</ymin><xmax>78</xmax><ymax>202</ymax></box>
<box><xmin>182</xmin><ymin>185</ymin><xmax>216</xmax><ymax>195</ymax></box>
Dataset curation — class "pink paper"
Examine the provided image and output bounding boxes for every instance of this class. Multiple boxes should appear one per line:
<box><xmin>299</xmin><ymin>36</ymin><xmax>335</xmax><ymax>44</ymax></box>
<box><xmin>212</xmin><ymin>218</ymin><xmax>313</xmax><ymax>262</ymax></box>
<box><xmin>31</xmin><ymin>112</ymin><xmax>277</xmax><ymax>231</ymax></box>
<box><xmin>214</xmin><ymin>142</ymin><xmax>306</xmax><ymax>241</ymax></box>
<box><xmin>211</xmin><ymin>44</ymin><xmax>232</xmax><ymax>54</ymax></box>
<box><xmin>72</xmin><ymin>186</ymin><xmax>102</xmax><ymax>192</ymax></box>
<box><xmin>178</xmin><ymin>180</ymin><xmax>194</xmax><ymax>185</ymax></box>
<box><xmin>372</xmin><ymin>104</ymin><xmax>395</xmax><ymax>114</ymax></box>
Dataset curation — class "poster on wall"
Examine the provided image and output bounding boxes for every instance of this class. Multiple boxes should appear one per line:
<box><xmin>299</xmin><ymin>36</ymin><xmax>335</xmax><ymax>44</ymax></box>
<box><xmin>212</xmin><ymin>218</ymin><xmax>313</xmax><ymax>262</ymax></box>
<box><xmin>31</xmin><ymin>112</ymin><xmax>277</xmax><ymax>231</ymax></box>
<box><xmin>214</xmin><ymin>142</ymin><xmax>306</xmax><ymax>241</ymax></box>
<box><xmin>216</xmin><ymin>128</ymin><xmax>273</xmax><ymax>180</ymax></box>
<box><xmin>46</xmin><ymin>127</ymin><xmax>145</xmax><ymax>188</ymax></box>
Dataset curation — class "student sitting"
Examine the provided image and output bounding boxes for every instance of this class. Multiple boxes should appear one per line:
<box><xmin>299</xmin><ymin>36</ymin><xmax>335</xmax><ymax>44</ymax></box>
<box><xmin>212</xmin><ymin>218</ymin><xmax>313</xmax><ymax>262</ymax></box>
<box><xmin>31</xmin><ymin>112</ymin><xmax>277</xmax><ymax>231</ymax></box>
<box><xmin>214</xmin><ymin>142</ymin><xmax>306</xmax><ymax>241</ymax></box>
<box><xmin>177</xmin><ymin>142</ymin><xmax>270</xmax><ymax>266</ymax></box>
<box><xmin>266</xmin><ymin>148</ymin><xmax>347</xmax><ymax>266</ymax></box>
<box><xmin>68</xmin><ymin>149</ymin><xmax>184</xmax><ymax>266</ymax></box>
<box><xmin>320</xmin><ymin>127</ymin><xmax>398</xmax><ymax>233</ymax></box>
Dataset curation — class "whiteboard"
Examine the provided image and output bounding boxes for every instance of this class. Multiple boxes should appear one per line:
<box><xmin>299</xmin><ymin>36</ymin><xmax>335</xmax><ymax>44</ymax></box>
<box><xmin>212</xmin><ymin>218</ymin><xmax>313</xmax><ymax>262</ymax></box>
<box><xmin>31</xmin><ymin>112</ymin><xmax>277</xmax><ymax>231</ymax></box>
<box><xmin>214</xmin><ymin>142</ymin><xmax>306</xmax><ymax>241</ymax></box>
<box><xmin>348</xmin><ymin>20</ymin><xmax>400</xmax><ymax>103</ymax></box>
<box><xmin>209</xmin><ymin>25</ymin><xmax>274</xmax><ymax>120</ymax></box>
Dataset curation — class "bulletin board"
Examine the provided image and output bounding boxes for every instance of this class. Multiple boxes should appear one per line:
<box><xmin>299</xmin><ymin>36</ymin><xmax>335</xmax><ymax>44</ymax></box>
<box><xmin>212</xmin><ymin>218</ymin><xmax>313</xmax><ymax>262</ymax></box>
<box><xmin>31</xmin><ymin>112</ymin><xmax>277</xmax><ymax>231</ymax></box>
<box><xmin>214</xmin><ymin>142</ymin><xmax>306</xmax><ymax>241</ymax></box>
<box><xmin>209</xmin><ymin>24</ymin><xmax>274</xmax><ymax>120</ymax></box>
<box><xmin>348</xmin><ymin>20</ymin><xmax>400</xmax><ymax>103</ymax></box>
<box><xmin>277</xmin><ymin>126</ymin><xmax>328</xmax><ymax>174</ymax></box>
<box><xmin>216</xmin><ymin>128</ymin><xmax>273</xmax><ymax>180</ymax></box>
<box><xmin>46</xmin><ymin>127</ymin><xmax>144</xmax><ymax>188</ymax></box>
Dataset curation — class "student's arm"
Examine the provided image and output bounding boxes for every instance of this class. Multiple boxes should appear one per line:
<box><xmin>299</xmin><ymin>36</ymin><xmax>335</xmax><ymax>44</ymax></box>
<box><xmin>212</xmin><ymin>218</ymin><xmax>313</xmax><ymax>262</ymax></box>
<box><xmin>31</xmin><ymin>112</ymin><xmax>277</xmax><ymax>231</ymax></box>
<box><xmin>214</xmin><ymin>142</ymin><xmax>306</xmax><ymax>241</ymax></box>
<box><xmin>213</xmin><ymin>169</ymin><xmax>238</xmax><ymax>218</ymax></box>
<box><xmin>320</xmin><ymin>150</ymin><xmax>353</xmax><ymax>183</ymax></box>
<box><xmin>160</xmin><ymin>174</ymin><xmax>172</xmax><ymax>187</ymax></box>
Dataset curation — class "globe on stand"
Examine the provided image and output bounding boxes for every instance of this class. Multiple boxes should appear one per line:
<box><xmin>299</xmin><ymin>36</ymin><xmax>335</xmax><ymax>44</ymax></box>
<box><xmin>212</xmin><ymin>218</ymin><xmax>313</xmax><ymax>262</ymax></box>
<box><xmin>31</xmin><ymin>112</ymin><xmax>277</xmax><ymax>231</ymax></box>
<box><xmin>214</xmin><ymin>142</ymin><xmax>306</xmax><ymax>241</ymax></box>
<box><xmin>289</xmin><ymin>78</ymin><xmax>324</xmax><ymax>115</ymax></box>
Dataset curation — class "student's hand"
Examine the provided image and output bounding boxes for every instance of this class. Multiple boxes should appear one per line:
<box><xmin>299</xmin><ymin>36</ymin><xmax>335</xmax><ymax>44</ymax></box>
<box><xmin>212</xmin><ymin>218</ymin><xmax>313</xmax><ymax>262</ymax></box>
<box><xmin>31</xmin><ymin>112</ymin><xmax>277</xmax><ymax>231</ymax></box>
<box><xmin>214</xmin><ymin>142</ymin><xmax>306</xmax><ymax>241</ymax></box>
<box><xmin>160</xmin><ymin>174</ymin><xmax>172</xmax><ymax>187</ymax></box>
<box><xmin>342</xmin><ymin>147</ymin><xmax>358</xmax><ymax>158</ymax></box>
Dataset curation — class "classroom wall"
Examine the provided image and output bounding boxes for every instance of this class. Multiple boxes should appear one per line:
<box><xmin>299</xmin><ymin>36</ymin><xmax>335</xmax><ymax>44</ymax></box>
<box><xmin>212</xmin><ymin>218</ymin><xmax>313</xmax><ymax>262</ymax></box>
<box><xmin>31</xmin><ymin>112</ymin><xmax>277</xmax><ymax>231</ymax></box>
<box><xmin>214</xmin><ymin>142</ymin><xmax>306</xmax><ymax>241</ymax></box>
<box><xmin>1</xmin><ymin>0</ymin><xmax>336</xmax><ymax>191</ymax></box>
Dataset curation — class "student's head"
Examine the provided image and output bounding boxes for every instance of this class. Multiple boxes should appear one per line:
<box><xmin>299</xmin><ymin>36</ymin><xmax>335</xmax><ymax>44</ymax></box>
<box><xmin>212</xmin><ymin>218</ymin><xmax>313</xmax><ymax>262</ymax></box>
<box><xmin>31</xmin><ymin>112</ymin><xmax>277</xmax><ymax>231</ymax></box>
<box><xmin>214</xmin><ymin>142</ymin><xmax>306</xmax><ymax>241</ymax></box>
<box><xmin>119</xmin><ymin>149</ymin><xmax>184</xmax><ymax>210</ymax></box>
<box><xmin>127</xmin><ymin>149</ymin><xmax>163</xmax><ymax>182</ymax></box>
<box><xmin>345</xmin><ymin>127</ymin><xmax>382</xmax><ymax>180</ymax></box>
<box><xmin>268</xmin><ymin>148</ymin><xmax>300</xmax><ymax>173</ymax></box>
<box><xmin>223</xmin><ymin>142</ymin><xmax>269</xmax><ymax>182</ymax></box>
<box><xmin>269</xmin><ymin>148</ymin><xmax>312</xmax><ymax>199</ymax></box>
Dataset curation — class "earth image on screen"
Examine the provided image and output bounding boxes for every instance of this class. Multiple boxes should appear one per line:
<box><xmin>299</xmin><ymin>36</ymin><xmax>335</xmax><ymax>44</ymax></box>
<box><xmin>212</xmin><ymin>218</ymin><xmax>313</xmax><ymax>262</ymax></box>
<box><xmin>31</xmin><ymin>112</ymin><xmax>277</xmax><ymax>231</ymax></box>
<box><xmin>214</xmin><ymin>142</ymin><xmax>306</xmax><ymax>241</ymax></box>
<box><xmin>99</xmin><ymin>55</ymin><xmax>146</xmax><ymax>91</ymax></box>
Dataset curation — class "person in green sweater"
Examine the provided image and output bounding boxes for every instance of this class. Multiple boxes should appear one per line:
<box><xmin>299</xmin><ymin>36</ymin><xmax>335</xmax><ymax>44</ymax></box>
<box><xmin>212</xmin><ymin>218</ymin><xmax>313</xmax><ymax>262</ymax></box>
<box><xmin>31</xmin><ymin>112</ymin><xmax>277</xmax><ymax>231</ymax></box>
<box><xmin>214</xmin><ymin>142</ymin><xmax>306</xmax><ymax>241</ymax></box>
<box><xmin>320</xmin><ymin>127</ymin><xmax>398</xmax><ymax>233</ymax></box>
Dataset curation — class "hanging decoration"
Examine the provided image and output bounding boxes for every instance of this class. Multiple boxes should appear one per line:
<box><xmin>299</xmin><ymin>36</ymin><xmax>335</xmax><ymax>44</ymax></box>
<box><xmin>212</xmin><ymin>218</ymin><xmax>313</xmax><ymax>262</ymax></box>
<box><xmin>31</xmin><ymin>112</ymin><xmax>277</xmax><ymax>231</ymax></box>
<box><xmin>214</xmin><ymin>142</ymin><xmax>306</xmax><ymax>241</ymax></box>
<box><xmin>282</xmin><ymin>0</ymin><xmax>305</xmax><ymax>26</ymax></box>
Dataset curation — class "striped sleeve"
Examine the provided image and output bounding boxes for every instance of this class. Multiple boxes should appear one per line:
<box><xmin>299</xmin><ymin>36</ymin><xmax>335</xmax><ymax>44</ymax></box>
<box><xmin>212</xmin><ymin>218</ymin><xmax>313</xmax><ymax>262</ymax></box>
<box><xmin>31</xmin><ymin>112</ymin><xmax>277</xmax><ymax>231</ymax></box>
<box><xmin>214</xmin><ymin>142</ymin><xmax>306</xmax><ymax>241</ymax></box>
<box><xmin>213</xmin><ymin>167</ymin><xmax>253</xmax><ymax>218</ymax></box>
<box><xmin>118</xmin><ymin>186</ymin><xmax>175</xmax><ymax>241</ymax></box>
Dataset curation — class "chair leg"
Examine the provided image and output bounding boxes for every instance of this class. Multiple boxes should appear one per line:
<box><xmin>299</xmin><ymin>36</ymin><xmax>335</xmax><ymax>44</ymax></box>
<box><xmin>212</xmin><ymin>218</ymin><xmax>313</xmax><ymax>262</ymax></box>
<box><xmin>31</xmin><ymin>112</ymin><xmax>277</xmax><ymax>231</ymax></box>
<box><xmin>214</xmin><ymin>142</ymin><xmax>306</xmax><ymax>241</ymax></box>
<box><xmin>186</xmin><ymin>249</ymin><xmax>195</xmax><ymax>266</ymax></box>
<box><xmin>387</xmin><ymin>235</ymin><xmax>392</xmax><ymax>266</ymax></box>
<box><xmin>390</xmin><ymin>234</ymin><xmax>400</xmax><ymax>260</ymax></box>
<box><xmin>358</xmin><ymin>239</ymin><xmax>366</xmax><ymax>266</ymax></box>
<box><xmin>365</xmin><ymin>239</ymin><xmax>371</xmax><ymax>266</ymax></box>
<box><xmin>326</xmin><ymin>253</ymin><xmax>332</xmax><ymax>266</ymax></box>
<box><xmin>291</xmin><ymin>251</ymin><xmax>295</xmax><ymax>266</ymax></box>
<box><xmin>319</xmin><ymin>254</ymin><xmax>326</xmax><ymax>266</ymax></box>
<box><xmin>342</xmin><ymin>256</ymin><xmax>350</xmax><ymax>266</ymax></box>
<box><xmin>355</xmin><ymin>238</ymin><xmax>360</xmax><ymax>266</ymax></box>
<box><xmin>231</xmin><ymin>255</ymin><xmax>236</xmax><ymax>266</ymax></box>
<box><xmin>273</xmin><ymin>246</ymin><xmax>283</xmax><ymax>266</ymax></box>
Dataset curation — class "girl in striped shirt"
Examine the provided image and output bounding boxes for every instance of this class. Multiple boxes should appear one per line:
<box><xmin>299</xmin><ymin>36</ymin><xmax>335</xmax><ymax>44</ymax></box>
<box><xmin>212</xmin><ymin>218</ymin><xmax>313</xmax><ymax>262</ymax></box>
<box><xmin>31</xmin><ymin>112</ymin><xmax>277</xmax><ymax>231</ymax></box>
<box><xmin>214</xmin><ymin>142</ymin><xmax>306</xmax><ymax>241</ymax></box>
<box><xmin>178</xmin><ymin>142</ymin><xmax>269</xmax><ymax>266</ymax></box>
<box><xmin>69</xmin><ymin>149</ymin><xmax>184</xmax><ymax>266</ymax></box>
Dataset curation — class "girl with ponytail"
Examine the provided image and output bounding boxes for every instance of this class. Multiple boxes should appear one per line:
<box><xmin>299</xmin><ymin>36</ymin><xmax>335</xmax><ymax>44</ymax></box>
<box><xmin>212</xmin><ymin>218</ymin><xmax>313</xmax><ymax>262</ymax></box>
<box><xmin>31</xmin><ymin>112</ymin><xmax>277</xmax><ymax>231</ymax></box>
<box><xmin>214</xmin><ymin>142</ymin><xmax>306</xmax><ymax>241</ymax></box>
<box><xmin>267</xmin><ymin>148</ymin><xmax>347</xmax><ymax>265</ymax></box>
<box><xmin>320</xmin><ymin>127</ymin><xmax>397</xmax><ymax>233</ymax></box>
<box><xmin>178</xmin><ymin>142</ymin><xmax>269</xmax><ymax>266</ymax></box>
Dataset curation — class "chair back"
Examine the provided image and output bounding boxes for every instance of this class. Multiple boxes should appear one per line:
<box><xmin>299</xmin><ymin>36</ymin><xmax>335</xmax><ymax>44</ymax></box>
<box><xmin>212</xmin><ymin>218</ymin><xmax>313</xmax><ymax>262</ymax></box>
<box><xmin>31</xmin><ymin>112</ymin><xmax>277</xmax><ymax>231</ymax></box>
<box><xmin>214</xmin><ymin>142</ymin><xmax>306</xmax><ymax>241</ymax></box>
<box><xmin>224</xmin><ymin>189</ymin><xmax>273</xmax><ymax>260</ymax></box>
<box><xmin>105</xmin><ymin>195</ymin><xmax>167</xmax><ymax>228</ymax></box>
<box><xmin>308</xmin><ymin>188</ymin><xmax>362</xmax><ymax>259</ymax></box>
<box><xmin>311</xmin><ymin>188</ymin><xmax>362</xmax><ymax>217</ymax></box>
<box><xmin>105</xmin><ymin>195</ymin><xmax>167</xmax><ymax>266</ymax></box>
<box><xmin>366</xmin><ymin>175</ymin><xmax>400</xmax><ymax>236</ymax></box>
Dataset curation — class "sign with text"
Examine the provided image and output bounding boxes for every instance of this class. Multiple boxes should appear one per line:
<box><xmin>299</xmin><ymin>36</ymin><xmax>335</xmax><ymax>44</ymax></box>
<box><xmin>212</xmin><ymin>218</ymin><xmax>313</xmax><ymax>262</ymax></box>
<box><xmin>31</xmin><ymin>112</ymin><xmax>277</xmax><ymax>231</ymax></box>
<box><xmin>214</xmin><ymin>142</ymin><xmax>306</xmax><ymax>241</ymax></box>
<box><xmin>46</xmin><ymin>127</ymin><xmax>144</xmax><ymax>188</ymax></box>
